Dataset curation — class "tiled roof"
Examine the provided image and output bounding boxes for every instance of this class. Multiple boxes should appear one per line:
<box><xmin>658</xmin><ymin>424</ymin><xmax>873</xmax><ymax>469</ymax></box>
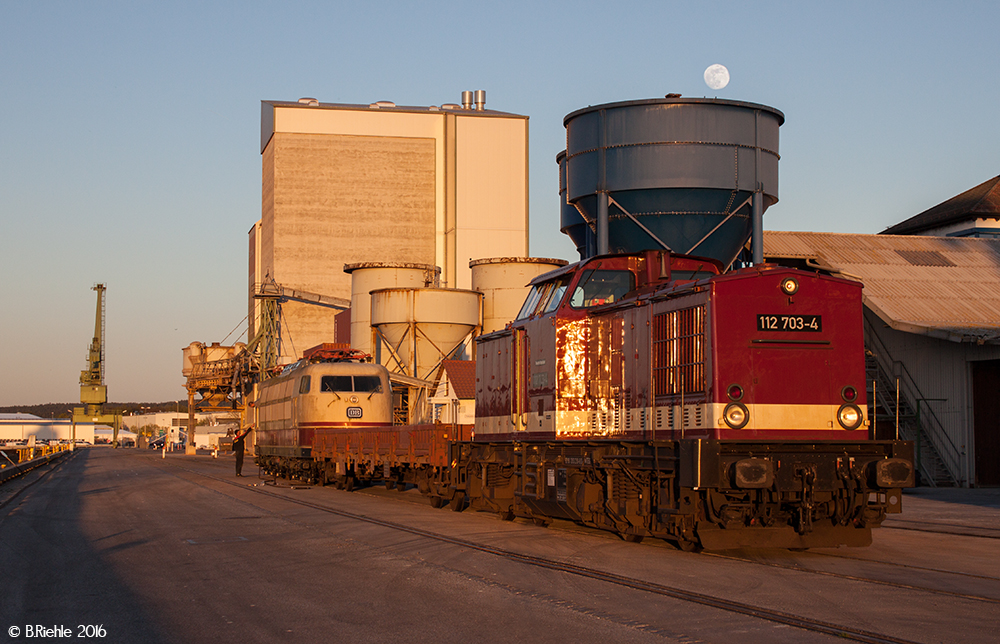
<box><xmin>442</xmin><ymin>360</ymin><xmax>476</xmax><ymax>399</ymax></box>
<box><xmin>764</xmin><ymin>231</ymin><xmax>1000</xmax><ymax>343</ymax></box>
<box><xmin>881</xmin><ymin>175</ymin><xmax>1000</xmax><ymax>235</ymax></box>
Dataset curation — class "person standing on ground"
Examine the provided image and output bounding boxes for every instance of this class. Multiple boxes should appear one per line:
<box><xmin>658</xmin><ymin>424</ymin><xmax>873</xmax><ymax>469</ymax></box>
<box><xmin>233</xmin><ymin>426</ymin><xmax>252</xmax><ymax>477</ymax></box>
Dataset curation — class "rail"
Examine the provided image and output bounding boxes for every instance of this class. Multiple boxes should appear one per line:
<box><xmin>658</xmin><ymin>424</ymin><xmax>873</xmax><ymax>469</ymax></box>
<box><xmin>863</xmin><ymin>316</ymin><xmax>963</xmax><ymax>486</ymax></box>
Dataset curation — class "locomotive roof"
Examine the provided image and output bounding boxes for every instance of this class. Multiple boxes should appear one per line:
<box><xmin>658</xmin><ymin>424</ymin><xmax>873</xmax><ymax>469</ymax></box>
<box><xmin>765</xmin><ymin>230</ymin><xmax>1000</xmax><ymax>344</ymax></box>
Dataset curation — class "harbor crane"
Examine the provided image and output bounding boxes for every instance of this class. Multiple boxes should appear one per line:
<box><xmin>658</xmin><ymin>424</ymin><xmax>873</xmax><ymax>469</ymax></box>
<box><xmin>72</xmin><ymin>284</ymin><xmax>122</xmax><ymax>447</ymax></box>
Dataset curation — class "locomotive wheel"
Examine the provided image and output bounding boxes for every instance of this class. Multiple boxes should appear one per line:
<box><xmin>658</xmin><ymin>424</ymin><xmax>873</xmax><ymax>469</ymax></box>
<box><xmin>675</xmin><ymin>538</ymin><xmax>700</xmax><ymax>553</ymax></box>
<box><xmin>449</xmin><ymin>493</ymin><xmax>466</xmax><ymax>512</ymax></box>
<box><xmin>623</xmin><ymin>533</ymin><xmax>644</xmax><ymax>544</ymax></box>
<box><xmin>345</xmin><ymin>477</ymin><xmax>355</xmax><ymax>492</ymax></box>
<box><xmin>396</xmin><ymin>481</ymin><xmax>407</xmax><ymax>492</ymax></box>
<box><xmin>499</xmin><ymin>509</ymin><xmax>515</xmax><ymax>522</ymax></box>
<box><xmin>429</xmin><ymin>495</ymin><xmax>445</xmax><ymax>508</ymax></box>
<box><xmin>532</xmin><ymin>517</ymin><xmax>550</xmax><ymax>528</ymax></box>
<box><xmin>384</xmin><ymin>479</ymin><xmax>395</xmax><ymax>490</ymax></box>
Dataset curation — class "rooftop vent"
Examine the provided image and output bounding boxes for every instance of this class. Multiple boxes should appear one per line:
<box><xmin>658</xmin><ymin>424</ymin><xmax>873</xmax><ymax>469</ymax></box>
<box><xmin>460</xmin><ymin>90</ymin><xmax>487</xmax><ymax>110</ymax></box>
<box><xmin>369</xmin><ymin>100</ymin><xmax>396</xmax><ymax>109</ymax></box>
<box><xmin>298</xmin><ymin>97</ymin><xmax>319</xmax><ymax>106</ymax></box>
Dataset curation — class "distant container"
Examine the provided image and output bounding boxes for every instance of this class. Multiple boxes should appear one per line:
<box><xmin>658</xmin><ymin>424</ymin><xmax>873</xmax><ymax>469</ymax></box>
<box><xmin>470</xmin><ymin>257</ymin><xmax>568</xmax><ymax>334</ymax></box>
<box><xmin>344</xmin><ymin>262</ymin><xmax>440</xmax><ymax>357</ymax></box>
<box><xmin>563</xmin><ymin>97</ymin><xmax>783</xmax><ymax>267</ymax></box>
<box><xmin>370</xmin><ymin>287</ymin><xmax>481</xmax><ymax>381</ymax></box>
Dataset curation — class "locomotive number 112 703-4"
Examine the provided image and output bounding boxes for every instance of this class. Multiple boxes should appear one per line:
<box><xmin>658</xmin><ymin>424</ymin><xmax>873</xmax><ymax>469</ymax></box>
<box><xmin>757</xmin><ymin>314</ymin><xmax>823</xmax><ymax>332</ymax></box>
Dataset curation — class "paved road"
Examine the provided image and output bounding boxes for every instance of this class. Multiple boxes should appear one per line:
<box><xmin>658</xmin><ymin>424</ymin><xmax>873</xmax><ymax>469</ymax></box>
<box><xmin>2</xmin><ymin>447</ymin><xmax>998</xmax><ymax>643</ymax></box>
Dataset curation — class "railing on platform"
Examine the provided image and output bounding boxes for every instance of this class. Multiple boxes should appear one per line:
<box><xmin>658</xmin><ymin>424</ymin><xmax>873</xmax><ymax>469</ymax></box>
<box><xmin>0</xmin><ymin>443</ymin><xmax>74</xmax><ymax>484</ymax></box>
<box><xmin>864</xmin><ymin>316</ymin><xmax>963</xmax><ymax>486</ymax></box>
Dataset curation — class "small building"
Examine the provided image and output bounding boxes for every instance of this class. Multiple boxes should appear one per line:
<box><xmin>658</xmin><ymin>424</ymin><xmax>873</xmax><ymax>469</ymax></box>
<box><xmin>429</xmin><ymin>360</ymin><xmax>476</xmax><ymax>425</ymax></box>
<box><xmin>881</xmin><ymin>175</ymin><xmax>1000</xmax><ymax>238</ymax></box>
<box><xmin>764</xmin><ymin>230</ymin><xmax>1000</xmax><ymax>487</ymax></box>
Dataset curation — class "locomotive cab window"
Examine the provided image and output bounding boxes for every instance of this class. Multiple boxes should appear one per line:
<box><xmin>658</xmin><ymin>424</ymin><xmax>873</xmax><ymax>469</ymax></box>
<box><xmin>516</xmin><ymin>285</ymin><xmax>545</xmax><ymax>320</ymax></box>
<box><xmin>299</xmin><ymin>376</ymin><xmax>311</xmax><ymax>394</ymax></box>
<box><xmin>541</xmin><ymin>275</ymin><xmax>572</xmax><ymax>314</ymax></box>
<box><xmin>570</xmin><ymin>269</ymin><xmax>635</xmax><ymax>308</ymax></box>
<box><xmin>353</xmin><ymin>375</ymin><xmax>382</xmax><ymax>392</ymax></box>
<box><xmin>320</xmin><ymin>375</ymin><xmax>382</xmax><ymax>393</ymax></box>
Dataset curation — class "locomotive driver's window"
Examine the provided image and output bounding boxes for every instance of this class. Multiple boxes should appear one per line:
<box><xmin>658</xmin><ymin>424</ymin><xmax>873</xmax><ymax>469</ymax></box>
<box><xmin>541</xmin><ymin>275</ymin><xmax>572</xmax><ymax>314</ymax></box>
<box><xmin>299</xmin><ymin>376</ymin><xmax>311</xmax><ymax>394</ymax></box>
<box><xmin>353</xmin><ymin>375</ymin><xmax>382</xmax><ymax>392</ymax></box>
<box><xmin>516</xmin><ymin>285</ymin><xmax>544</xmax><ymax>320</ymax></box>
<box><xmin>321</xmin><ymin>375</ymin><xmax>352</xmax><ymax>392</ymax></box>
<box><xmin>570</xmin><ymin>269</ymin><xmax>635</xmax><ymax>308</ymax></box>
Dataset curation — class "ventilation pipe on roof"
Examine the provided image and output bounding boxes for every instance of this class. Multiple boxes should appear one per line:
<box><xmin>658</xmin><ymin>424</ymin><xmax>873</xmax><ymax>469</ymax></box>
<box><xmin>461</xmin><ymin>91</ymin><xmax>474</xmax><ymax>110</ymax></box>
<box><xmin>474</xmin><ymin>89</ymin><xmax>486</xmax><ymax>111</ymax></box>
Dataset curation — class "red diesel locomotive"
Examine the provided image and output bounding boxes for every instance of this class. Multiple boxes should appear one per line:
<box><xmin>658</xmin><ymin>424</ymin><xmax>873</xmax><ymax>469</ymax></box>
<box><xmin>464</xmin><ymin>250</ymin><xmax>913</xmax><ymax>549</ymax></box>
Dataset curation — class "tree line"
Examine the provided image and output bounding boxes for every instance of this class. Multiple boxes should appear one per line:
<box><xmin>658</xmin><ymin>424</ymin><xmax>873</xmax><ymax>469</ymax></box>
<box><xmin>0</xmin><ymin>401</ymin><xmax>190</xmax><ymax>419</ymax></box>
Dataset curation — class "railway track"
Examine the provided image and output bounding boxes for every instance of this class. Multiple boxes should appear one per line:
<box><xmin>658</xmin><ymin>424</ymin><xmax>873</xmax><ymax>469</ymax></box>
<box><xmin>702</xmin><ymin>551</ymin><xmax>1000</xmax><ymax>605</ymax></box>
<box><xmin>882</xmin><ymin>519</ymin><xmax>1000</xmax><ymax>540</ymax></box>
<box><xmin>170</xmin><ymin>461</ymin><xmax>926</xmax><ymax>644</ymax></box>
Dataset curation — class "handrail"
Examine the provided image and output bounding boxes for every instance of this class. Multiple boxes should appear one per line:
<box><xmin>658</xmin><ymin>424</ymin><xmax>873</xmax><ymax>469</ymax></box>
<box><xmin>863</xmin><ymin>316</ymin><xmax>963</xmax><ymax>484</ymax></box>
<box><xmin>0</xmin><ymin>445</ymin><xmax>72</xmax><ymax>484</ymax></box>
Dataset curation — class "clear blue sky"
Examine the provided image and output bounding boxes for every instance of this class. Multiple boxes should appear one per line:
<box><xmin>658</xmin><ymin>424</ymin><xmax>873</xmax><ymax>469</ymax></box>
<box><xmin>2</xmin><ymin>1</ymin><xmax>997</xmax><ymax>406</ymax></box>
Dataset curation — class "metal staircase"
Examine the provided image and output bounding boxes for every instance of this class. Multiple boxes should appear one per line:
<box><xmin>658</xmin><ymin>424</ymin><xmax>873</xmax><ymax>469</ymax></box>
<box><xmin>864</xmin><ymin>318</ymin><xmax>962</xmax><ymax>486</ymax></box>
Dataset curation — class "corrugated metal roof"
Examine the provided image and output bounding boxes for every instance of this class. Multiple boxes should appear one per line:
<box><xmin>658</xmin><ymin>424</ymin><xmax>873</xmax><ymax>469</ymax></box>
<box><xmin>880</xmin><ymin>175</ymin><xmax>1000</xmax><ymax>235</ymax></box>
<box><xmin>764</xmin><ymin>231</ymin><xmax>1000</xmax><ymax>343</ymax></box>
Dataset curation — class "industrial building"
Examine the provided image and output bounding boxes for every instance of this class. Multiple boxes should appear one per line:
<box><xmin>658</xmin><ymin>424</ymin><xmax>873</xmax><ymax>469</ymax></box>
<box><xmin>251</xmin><ymin>92</ymin><xmax>530</xmax><ymax>362</ymax></box>
<box><xmin>0</xmin><ymin>414</ymin><xmax>95</xmax><ymax>444</ymax></box>
<box><xmin>764</xmin><ymin>175</ymin><xmax>1000</xmax><ymax>487</ymax></box>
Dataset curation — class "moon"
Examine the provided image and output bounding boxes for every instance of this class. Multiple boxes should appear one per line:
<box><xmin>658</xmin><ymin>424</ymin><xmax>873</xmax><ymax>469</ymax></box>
<box><xmin>704</xmin><ymin>64</ymin><xmax>730</xmax><ymax>90</ymax></box>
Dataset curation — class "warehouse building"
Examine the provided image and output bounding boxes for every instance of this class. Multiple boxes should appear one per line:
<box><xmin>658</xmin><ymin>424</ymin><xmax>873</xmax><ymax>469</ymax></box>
<box><xmin>765</xmin><ymin>175</ymin><xmax>1000</xmax><ymax>487</ymax></box>
<box><xmin>251</xmin><ymin>93</ymin><xmax>529</xmax><ymax>361</ymax></box>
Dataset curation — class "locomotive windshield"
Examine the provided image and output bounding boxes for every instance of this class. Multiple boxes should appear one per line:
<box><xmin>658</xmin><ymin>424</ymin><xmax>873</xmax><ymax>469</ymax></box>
<box><xmin>516</xmin><ymin>275</ymin><xmax>573</xmax><ymax>320</ymax></box>
<box><xmin>320</xmin><ymin>375</ymin><xmax>383</xmax><ymax>393</ymax></box>
<box><xmin>570</xmin><ymin>269</ymin><xmax>635</xmax><ymax>308</ymax></box>
<box><xmin>516</xmin><ymin>285</ymin><xmax>544</xmax><ymax>320</ymax></box>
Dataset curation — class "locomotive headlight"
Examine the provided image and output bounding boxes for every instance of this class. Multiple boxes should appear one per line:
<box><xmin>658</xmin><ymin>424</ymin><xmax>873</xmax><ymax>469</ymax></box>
<box><xmin>780</xmin><ymin>277</ymin><xmax>799</xmax><ymax>295</ymax></box>
<box><xmin>837</xmin><ymin>403</ymin><xmax>863</xmax><ymax>430</ymax></box>
<box><xmin>723</xmin><ymin>402</ymin><xmax>749</xmax><ymax>429</ymax></box>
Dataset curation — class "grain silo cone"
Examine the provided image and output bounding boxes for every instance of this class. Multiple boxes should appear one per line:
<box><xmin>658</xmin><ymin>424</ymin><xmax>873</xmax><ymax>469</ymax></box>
<box><xmin>563</xmin><ymin>97</ymin><xmax>783</xmax><ymax>267</ymax></box>
<box><xmin>370</xmin><ymin>287</ymin><xmax>482</xmax><ymax>381</ymax></box>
